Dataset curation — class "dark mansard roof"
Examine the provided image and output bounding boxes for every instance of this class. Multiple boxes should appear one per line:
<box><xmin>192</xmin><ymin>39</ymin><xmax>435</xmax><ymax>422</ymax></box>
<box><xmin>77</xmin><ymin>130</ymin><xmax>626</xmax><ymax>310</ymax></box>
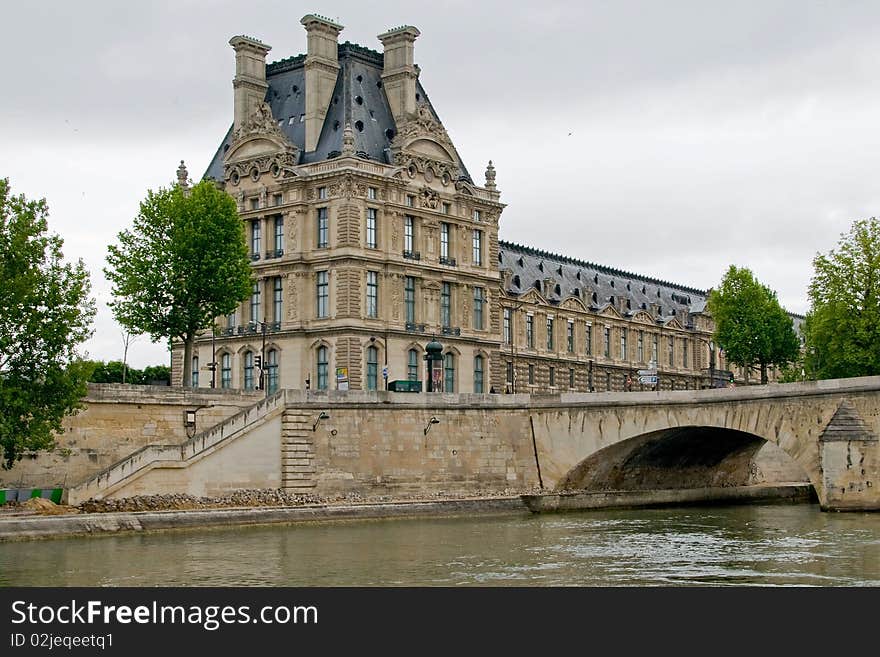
<box><xmin>205</xmin><ymin>42</ymin><xmax>471</xmax><ymax>182</ymax></box>
<box><xmin>498</xmin><ymin>241</ymin><xmax>709</xmax><ymax>325</ymax></box>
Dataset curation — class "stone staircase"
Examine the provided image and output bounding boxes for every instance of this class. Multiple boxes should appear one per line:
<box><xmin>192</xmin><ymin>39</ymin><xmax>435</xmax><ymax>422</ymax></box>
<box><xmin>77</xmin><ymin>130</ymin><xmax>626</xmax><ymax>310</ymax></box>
<box><xmin>281</xmin><ymin>410</ymin><xmax>317</xmax><ymax>492</ymax></box>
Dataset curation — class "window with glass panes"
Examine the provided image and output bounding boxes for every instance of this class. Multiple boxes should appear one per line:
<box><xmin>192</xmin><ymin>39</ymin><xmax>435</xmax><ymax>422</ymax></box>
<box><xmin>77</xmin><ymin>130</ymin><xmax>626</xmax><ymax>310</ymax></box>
<box><xmin>604</xmin><ymin>327</ymin><xmax>611</xmax><ymax>357</ymax></box>
<box><xmin>472</xmin><ymin>229</ymin><xmax>482</xmax><ymax>265</ymax></box>
<box><xmin>250</xmin><ymin>282</ymin><xmax>261</xmax><ymax>324</ymax></box>
<box><xmin>638</xmin><ymin>331</ymin><xmax>644</xmax><ymax>362</ymax></box>
<box><xmin>503</xmin><ymin>308</ymin><xmax>511</xmax><ymax>344</ymax></box>
<box><xmin>192</xmin><ymin>357</ymin><xmax>199</xmax><ymax>387</ymax></box>
<box><xmin>221</xmin><ymin>353</ymin><xmax>231</xmax><ymax>389</ymax></box>
<box><xmin>620</xmin><ymin>328</ymin><xmax>627</xmax><ymax>360</ymax></box>
<box><xmin>528</xmin><ymin>364</ymin><xmax>535</xmax><ymax>385</ymax></box>
<box><xmin>266</xmin><ymin>349</ymin><xmax>278</xmax><ymax>393</ymax></box>
<box><xmin>569</xmin><ymin>368</ymin><xmax>575</xmax><ymax>388</ymax></box>
<box><xmin>244</xmin><ymin>351</ymin><xmax>255</xmax><ymax>390</ymax></box>
<box><xmin>474</xmin><ymin>355</ymin><xmax>484</xmax><ymax>393</ymax></box>
<box><xmin>251</xmin><ymin>220</ymin><xmax>261</xmax><ymax>257</ymax></box>
<box><xmin>473</xmin><ymin>287</ymin><xmax>485</xmax><ymax>330</ymax></box>
<box><xmin>404</xmin><ymin>216</ymin><xmax>414</xmax><ymax>253</ymax></box>
<box><xmin>366</xmin><ymin>346</ymin><xmax>378</xmax><ymax>391</ymax></box>
<box><xmin>405</xmin><ymin>276</ymin><xmax>416</xmax><ymax>323</ymax></box>
<box><xmin>317</xmin><ymin>208</ymin><xmax>328</xmax><ymax>248</ymax></box>
<box><xmin>683</xmin><ymin>339</ymin><xmax>688</xmax><ymax>368</ymax></box>
<box><xmin>549</xmin><ymin>366</ymin><xmax>556</xmax><ymax>387</ymax></box>
<box><xmin>273</xmin><ymin>216</ymin><xmax>284</xmax><ymax>254</ymax></box>
<box><xmin>546</xmin><ymin>317</ymin><xmax>554</xmax><ymax>350</ymax></box>
<box><xmin>526</xmin><ymin>315</ymin><xmax>534</xmax><ymax>348</ymax></box>
<box><xmin>444</xmin><ymin>353</ymin><xmax>455</xmax><ymax>392</ymax></box>
<box><xmin>440</xmin><ymin>222</ymin><xmax>450</xmax><ymax>259</ymax></box>
<box><xmin>366</xmin><ymin>271</ymin><xmax>378</xmax><ymax>318</ymax></box>
<box><xmin>317</xmin><ymin>346</ymin><xmax>328</xmax><ymax>390</ymax></box>
<box><xmin>652</xmin><ymin>334</ymin><xmax>658</xmax><ymax>363</ymax></box>
<box><xmin>567</xmin><ymin>322</ymin><xmax>574</xmax><ymax>352</ymax></box>
<box><xmin>440</xmin><ymin>282</ymin><xmax>451</xmax><ymax>327</ymax></box>
<box><xmin>366</xmin><ymin>208</ymin><xmax>377</xmax><ymax>249</ymax></box>
<box><xmin>586</xmin><ymin>324</ymin><xmax>592</xmax><ymax>354</ymax></box>
<box><xmin>407</xmin><ymin>349</ymin><xmax>418</xmax><ymax>381</ymax></box>
<box><xmin>316</xmin><ymin>272</ymin><xmax>328</xmax><ymax>318</ymax></box>
<box><xmin>668</xmin><ymin>336</ymin><xmax>674</xmax><ymax>366</ymax></box>
<box><xmin>273</xmin><ymin>277</ymin><xmax>282</xmax><ymax>323</ymax></box>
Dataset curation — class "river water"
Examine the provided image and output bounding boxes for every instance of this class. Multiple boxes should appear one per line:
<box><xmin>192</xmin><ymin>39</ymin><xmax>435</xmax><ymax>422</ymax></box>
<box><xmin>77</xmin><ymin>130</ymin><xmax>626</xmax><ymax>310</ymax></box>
<box><xmin>1</xmin><ymin>503</ymin><xmax>878</xmax><ymax>586</ymax></box>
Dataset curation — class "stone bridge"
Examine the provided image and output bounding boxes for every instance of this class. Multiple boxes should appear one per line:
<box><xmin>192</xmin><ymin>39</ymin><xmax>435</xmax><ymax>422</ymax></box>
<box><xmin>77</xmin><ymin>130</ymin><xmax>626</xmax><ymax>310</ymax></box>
<box><xmin>59</xmin><ymin>378</ymin><xmax>880</xmax><ymax>511</ymax></box>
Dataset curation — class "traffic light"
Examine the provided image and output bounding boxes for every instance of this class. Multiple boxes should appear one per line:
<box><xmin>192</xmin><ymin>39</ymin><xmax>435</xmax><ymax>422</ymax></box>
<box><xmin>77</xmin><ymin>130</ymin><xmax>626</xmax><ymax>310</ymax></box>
<box><xmin>254</xmin><ymin>354</ymin><xmax>262</xmax><ymax>369</ymax></box>
<box><xmin>729</xmin><ymin>372</ymin><xmax>734</xmax><ymax>383</ymax></box>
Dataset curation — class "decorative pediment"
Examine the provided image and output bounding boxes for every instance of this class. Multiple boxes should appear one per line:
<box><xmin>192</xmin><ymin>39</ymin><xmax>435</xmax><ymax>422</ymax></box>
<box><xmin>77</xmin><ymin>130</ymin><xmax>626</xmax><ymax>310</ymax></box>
<box><xmin>632</xmin><ymin>311</ymin><xmax>655</xmax><ymax>324</ymax></box>
<box><xmin>224</xmin><ymin>102</ymin><xmax>300</xmax><ymax>185</ymax></box>
<box><xmin>662</xmin><ymin>317</ymin><xmax>685</xmax><ymax>330</ymax></box>
<box><xmin>559</xmin><ymin>297</ymin><xmax>588</xmax><ymax>312</ymax></box>
<box><xmin>518</xmin><ymin>288</ymin><xmax>546</xmax><ymax>305</ymax></box>
<box><xmin>395</xmin><ymin>102</ymin><xmax>454</xmax><ymax>150</ymax></box>
<box><xmin>598</xmin><ymin>303</ymin><xmax>622</xmax><ymax>318</ymax></box>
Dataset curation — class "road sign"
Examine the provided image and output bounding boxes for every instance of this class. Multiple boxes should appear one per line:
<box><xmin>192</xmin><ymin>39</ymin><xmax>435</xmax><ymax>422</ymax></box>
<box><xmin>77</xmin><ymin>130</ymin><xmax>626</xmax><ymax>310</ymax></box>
<box><xmin>382</xmin><ymin>366</ymin><xmax>388</xmax><ymax>380</ymax></box>
<box><xmin>637</xmin><ymin>369</ymin><xmax>657</xmax><ymax>376</ymax></box>
<box><xmin>639</xmin><ymin>376</ymin><xmax>658</xmax><ymax>385</ymax></box>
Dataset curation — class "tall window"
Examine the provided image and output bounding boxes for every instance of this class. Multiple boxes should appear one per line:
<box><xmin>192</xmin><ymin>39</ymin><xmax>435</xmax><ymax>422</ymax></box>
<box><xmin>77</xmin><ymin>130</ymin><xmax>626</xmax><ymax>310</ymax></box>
<box><xmin>251</xmin><ymin>220</ymin><xmax>261</xmax><ymax>257</ymax></box>
<box><xmin>682</xmin><ymin>339</ymin><xmax>688</xmax><ymax>368</ymax></box>
<box><xmin>549</xmin><ymin>366</ymin><xmax>556</xmax><ymax>387</ymax></box>
<box><xmin>569</xmin><ymin>368</ymin><xmax>575</xmax><ymax>389</ymax></box>
<box><xmin>317</xmin><ymin>346</ymin><xmax>328</xmax><ymax>390</ymax></box>
<box><xmin>503</xmin><ymin>308</ymin><xmax>511</xmax><ymax>344</ymax></box>
<box><xmin>366</xmin><ymin>208</ymin><xmax>377</xmax><ymax>249</ymax></box>
<box><xmin>316</xmin><ymin>272</ymin><xmax>328</xmax><ymax>318</ymax></box>
<box><xmin>473</xmin><ymin>287</ymin><xmax>485</xmax><ymax>330</ymax></box>
<box><xmin>366</xmin><ymin>271</ymin><xmax>378</xmax><ymax>318</ymax></box>
<box><xmin>317</xmin><ymin>207</ymin><xmax>328</xmax><ymax>248</ymax></box>
<box><xmin>407</xmin><ymin>349</ymin><xmax>419</xmax><ymax>381</ymax></box>
<box><xmin>606</xmin><ymin>372</ymin><xmax>612</xmax><ymax>391</ymax></box>
<box><xmin>620</xmin><ymin>328</ymin><xmax>628</xmax><ymax>360</ymax></box>
<box><xmin>273</xmin><ymin>277</ymin><xmax>282</xmax><ymax>323</ymax></box>
<box><xmin>192</xmin><ymin>357</ymin><xmax>199</xmax><ymax>387</ymax></box>
<box><xmin>406</xmin><ymin>194</ymin><xmax>414</xmax><ymax>207</ymax></box>
<box><xmin>368</xmin><ymin>187</ymin><xmax>377</xmax><ymax>200</ymax></box>
<box><xmin>604</xmin><ymin>327</ymin><xmax>611</xmax><ymax>357</ymax></box>
<box><xmin>274</xmin><ymin>216</ymin><xmax>284</xmax><ymax>254</ymax></box>
<box><xmin>638</xmin><ymin>331</ymin><xmax>644</xmax><ymax>362</ymax></box>
<box><xmin>528</xmin><ymin>364</ymin><xmax>535</xmax><ymax>385</ymax></box>
<box><xmin>546</xmin><ymin>317</ymin><xmax>554</xmax><ymax>350</ymax></box>
<box><xmin>244</xmin><ymin>351</ymin><xmax>255</xmax><ymax>390</ymax></box>
<box><xmin>474</xmin><ymin>355</ymin><xmax>484</xmax><ymax>393</ymax></box>
<box><xmin>250</xmin><ymin>281</ymin><xmax>261</xmax><ymax>324</ymax></box>
<box><xmin>526</xmin><ymin>315</ymin><xmax>534</xmax><ymax>348</ymax></box>
<box><xmin>668</xmin><ymin>336</ymin><xmax>675</xmax><ymax>366</ymax></box>
<box><xmin>506</xmin><ymin>361</ymin><xmax>514</xmax><ymax>385</ymax></box>
<box><xmin>444</xmin><ymin>353</ymin><xmax>455</xmax><ymax>392</ymax></box>
<box><xmin>567</xmin><ymin>322</ymin><xmax>574</xmax><ymax>353</ymax></box>
<box><xmin>473</xmin><ymin>209</ymin><xmax>481</xmax><ymax>222</ymax></box>
<box><xmin>366</xmin><ymin>346</ymin><xmax>378</xmax><ymax>391</ymax></box>
<box><xmin>273</xmin><ymin>193</ymin><xmax>283</xmax><ymax>206</ymax></box>
<box><xmin>266</xmin><ymin>349</ymin><xmax>278</xmax><ymax>393</ymax></box>
<box><xmin>405</xmin><ymin>276</ymin><xmax>416</xmax><ymax>323</ymax></box>
<box><xmin>227</xmin><ymin>312</ymin><xmax>236</xmax><ymax>329</ymax></box>
<box><xmin>440</xmin><ymin>222</ymin><xmax>450</xmax><ymax>259</ymax></box>
<box><xmin>586</xmin><ymin>324</ymin><xmax>592</xmax><ymax>355</ymax></box>
<box><xmin>472</xmin><ymin>229</ymin><xmax>483</xmax><ymax>265</ymax></box>
<box><xmin>404</xmin><ymin>216</ymin><xmax>414</xmax><ymax>253</ymax></box>
<box><xmin>440</xmin><ymin>282</ymin><xmax>451</xmax><ymax>327</ymax></box>
<box><xmin>652</xmin><ymin>334</ymin><xmax>658</xmax><ymax>363</ymax></box>
<box><xmin>221</xmin><ymin>353</ymin><xmax>231</xmax><ymax>389</ymax></box>
<box><xmin>318</xmin><ymin>186</ymin><xmax>327</xmax><ymax>200</ymax></box>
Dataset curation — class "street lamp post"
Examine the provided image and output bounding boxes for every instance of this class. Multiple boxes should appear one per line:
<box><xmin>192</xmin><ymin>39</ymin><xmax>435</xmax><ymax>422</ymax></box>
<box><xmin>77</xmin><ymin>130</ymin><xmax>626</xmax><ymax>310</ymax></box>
<box><xmin>695</xmin><ymin>337</ymin><xmax>716</xmax><ymax>388</ymax></box>
<box><xmin>249</xmin><ymin>318</ymin><xmax>269</xmax><ymax>397</ymax></box>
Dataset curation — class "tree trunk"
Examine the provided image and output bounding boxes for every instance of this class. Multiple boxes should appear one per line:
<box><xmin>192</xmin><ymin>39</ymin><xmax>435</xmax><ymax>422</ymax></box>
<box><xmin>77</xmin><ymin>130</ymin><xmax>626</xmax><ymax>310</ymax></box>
<box><xmin>182</xmin><ymin>333</ymin><xmax>194</xmax><ymax>388</ymax></box>
<box><xmin>760</xmin><ymin>361</ymin><xmax>768</xmax><ymax>384</ymax></box>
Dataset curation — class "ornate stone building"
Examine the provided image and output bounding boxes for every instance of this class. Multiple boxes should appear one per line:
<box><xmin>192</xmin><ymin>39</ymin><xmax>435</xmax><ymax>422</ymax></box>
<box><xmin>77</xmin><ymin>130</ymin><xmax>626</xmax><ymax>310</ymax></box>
<box><xmin>174</xmin><ymin>14</ymin><xmax>741</xmax><ymax>393</ymax></box>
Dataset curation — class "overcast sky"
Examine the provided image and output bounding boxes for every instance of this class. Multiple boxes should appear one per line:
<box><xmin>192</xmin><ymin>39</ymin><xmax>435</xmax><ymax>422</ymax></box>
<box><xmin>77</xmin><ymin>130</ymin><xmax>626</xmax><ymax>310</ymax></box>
<box><xmin>3</xmin><ymin>1</ymin><xmax>880</xmax><ymax>368</ymax></box>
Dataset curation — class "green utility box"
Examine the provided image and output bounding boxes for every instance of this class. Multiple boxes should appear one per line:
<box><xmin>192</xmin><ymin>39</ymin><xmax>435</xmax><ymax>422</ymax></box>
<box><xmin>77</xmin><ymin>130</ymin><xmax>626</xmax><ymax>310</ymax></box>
<box><xmin>388</xmin><ymin>380</ymin><xmax>422</xmax><ymax>392</ymax></box>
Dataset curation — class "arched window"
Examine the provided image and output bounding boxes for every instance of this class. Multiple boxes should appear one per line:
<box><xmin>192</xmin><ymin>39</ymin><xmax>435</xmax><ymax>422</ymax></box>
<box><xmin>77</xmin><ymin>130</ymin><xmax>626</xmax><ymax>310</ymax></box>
<box><xmin>473</xmin><ymin>355</ymin><xmax>484</xmax><ymax>393</ymax></box>
<box><xmin>444</xmin><ymin>353</ymin><xmax>455</xmax><ymax>393</ymax></box>
<box><xmin>266</xmin><ymin>349</ymin><xmax>279</xmax><ymax>393</ymax></box>
<box><xmin>192</xmin><ymin>356</ymin><xmax>199</xmax><ymax>387</ymax></box>
<box><xmin>366</xmin><ymin>346</ymin><xmax>378</xmax><ymax>391</ymax></box>
<box><xmin>221</xmin><ymin>353</ymin><xmax>231</xmax><ymax>389</ymax></box>
<box><xmin>317</xmin><ymin>346</ymin><xmax>328</xmax><ymax>390</ymax></box>
<box><xmin>243</xmin><ymin>351</ymin><xmax>255</xmax><ymax>390</ymax></box>
<box><xmin>407</xmin><ymin>349</ymin><xmax>418</xmax><ymax>381</ymax></box>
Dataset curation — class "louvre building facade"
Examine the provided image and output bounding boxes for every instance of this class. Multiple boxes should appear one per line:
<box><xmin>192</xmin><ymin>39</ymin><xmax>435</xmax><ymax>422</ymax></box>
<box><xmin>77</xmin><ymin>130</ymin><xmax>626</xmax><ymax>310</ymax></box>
<box><xmin>173</xmin><ymin>14</ymin><xmax>748</xmax><ymax>393</ymax></box>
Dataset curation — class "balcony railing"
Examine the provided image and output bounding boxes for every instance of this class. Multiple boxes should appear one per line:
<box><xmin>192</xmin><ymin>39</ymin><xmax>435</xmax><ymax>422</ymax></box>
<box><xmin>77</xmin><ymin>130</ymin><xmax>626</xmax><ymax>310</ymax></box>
<box><xmin>264</xmin><ymin>249</ymin><xmax>284</xmax><ymax>259</ymax></box>
<box><xmin>405</xmin><ymin>322</ymin><xmax>426</xmax><ymax>333</ymax></box>
<box><xmin>441</xmin><ymin>326</ymin><xmax>461</xmax><ymax>336</ymax></box>
<box><xmin>403</xmin><ymin>250</ymin><xmax>421</xmax><ymax>260</ymax></box>
<box><xmin>439</xmin><ymin>256</ymin><xmax>457</xmax><ymax>266</ymax></box>
<box><xmin>250</xmin><ymin>253</ymin><xmax>261</xmax><ymax>261</ymax></box>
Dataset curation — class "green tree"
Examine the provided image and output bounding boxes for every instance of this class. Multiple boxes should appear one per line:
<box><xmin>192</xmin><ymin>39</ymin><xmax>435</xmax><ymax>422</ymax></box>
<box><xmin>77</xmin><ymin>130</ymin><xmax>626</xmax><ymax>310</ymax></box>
<box><xmin>105</xmin><ymin>179</ymin><xmax>251</xmax><ymax>387</ymax></box>
<box><xmin>708</xmin><ymin>265</ymin><xmax>800</xmax><ymax>384</ymax></box>
<box><xmin>803</xmin><ymin>217</ymin><xmax>880</xmax><ymax>379</ymax></box>
<box><xmin>0</xmin><ymin>178</ymin><xmax>96</xmax><ymax>468</ymax></box>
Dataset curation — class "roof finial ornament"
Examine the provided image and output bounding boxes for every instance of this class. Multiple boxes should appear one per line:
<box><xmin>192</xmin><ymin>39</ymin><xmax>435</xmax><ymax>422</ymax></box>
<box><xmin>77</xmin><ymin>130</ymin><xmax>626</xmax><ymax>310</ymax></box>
<box><xmin>177</xmin><ymin>160</ymin><xmax>190</xmax><ymax>192</ymax></box>
<box><xmin>485</xmin><ymin>160</ymin><xmax>496</xmax><ymax>190</ymax></box>
<box><xmin>342</xmin><ymin>121</ymin><xmax>356</xmax><ymax>156</ymax></box>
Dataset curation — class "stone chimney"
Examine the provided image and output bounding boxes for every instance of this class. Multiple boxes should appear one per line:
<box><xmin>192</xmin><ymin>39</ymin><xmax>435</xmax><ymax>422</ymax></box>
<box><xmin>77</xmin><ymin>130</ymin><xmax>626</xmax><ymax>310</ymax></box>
<box><xmin>229</xmin><ymin>36</ymin><xmax>272</xmax><ymax>135</ymax></box>
<box><xmin>301</xmin><ymin>14</ymin><xmax>344</xmax><ymax>152</ymax></box>
<box><xmin>378</xmin><ymin>25</ymin><xmax>420</xmax><ymax>124</ymax></box>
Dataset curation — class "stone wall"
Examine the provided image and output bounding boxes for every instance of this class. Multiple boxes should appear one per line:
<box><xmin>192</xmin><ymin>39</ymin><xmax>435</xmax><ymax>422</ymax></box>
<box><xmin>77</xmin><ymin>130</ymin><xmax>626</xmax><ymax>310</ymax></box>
<box><xmin>0</xmin><ymin>384</ymin><xmax>262</xmax><ymax>489</ymax></box>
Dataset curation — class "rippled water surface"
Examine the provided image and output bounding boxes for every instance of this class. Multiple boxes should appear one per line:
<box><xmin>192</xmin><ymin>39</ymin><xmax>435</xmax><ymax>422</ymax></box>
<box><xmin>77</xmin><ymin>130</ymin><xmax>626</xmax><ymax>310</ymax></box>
<box><xmin>1</xmin><ymin>504</ymin><xmax>879</xmax><ymax>586</ymax></box>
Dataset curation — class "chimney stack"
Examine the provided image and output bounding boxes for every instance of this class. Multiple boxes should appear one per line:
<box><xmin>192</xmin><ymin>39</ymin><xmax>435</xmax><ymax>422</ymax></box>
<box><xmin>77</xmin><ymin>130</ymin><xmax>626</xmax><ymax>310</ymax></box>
<box><xmin>229</xmin><ymin>36</ymin><xmax>272</xmax><ymax>135</ymax></box>
<box><xmin>378</xmin><ymin>25</ymin><xmax>420</xmax><ymax>124</ymax></box>
<box><xmin>301</xmin><ymin>14</ymin><xmax>344</xmax><ymax>152</ymax></box>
